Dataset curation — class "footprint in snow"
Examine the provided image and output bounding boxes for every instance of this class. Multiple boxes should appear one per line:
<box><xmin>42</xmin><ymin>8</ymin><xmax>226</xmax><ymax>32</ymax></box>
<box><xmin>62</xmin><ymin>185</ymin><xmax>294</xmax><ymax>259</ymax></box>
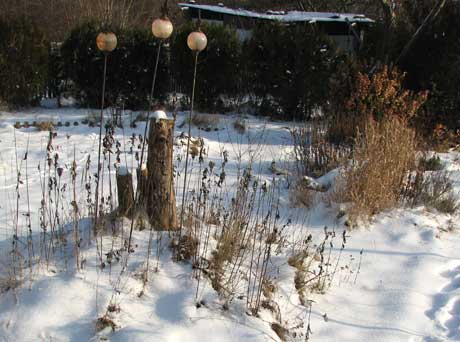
<box><xmin>425</xmin><ymin>263</ymin><xmax>460</xmax><ymax>341</ymax></box>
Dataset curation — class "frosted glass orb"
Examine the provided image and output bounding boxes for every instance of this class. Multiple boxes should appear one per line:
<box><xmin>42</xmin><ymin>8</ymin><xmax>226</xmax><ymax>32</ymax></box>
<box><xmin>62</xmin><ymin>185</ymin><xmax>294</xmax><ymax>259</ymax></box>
<box><xmin>187</xmin><ymin>31</ymin><xmax>207</xmax><ymax>52</ymax></box>
<box><xmin>152</xmin><ymin>18</ymin><xmax>173</xmax><ymax>39</ymax></box>
<box><xmin>96</xmin><ymin>32</ymin><xmax>117</xmax><ymax>52</ymax></box>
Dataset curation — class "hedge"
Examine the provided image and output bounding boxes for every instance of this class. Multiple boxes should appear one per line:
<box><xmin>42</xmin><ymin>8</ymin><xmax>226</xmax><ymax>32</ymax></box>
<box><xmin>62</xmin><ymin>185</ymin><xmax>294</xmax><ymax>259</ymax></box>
<box><xmin>61</xmin><ymin>22</ymin><xmax>171</xmax><ymax>110</ymax></box>
<box><xmin>244</xmin><ymin>22</ymin><xmax>351</xmax><ymax>120</ymax></box>
<box><xmin>60</xmin><ymin>21</ymin><xmax>350</xmax><ymax>119</ymax></box>
<box><xmin>171</xmin><ymin>22</ymin><xmax>241</xmax><ymax>112</ymax></box>
<box><xmin>0</xmin><ymin>18</ymin><xmax>49</xmax><ymax>107</ymax></box>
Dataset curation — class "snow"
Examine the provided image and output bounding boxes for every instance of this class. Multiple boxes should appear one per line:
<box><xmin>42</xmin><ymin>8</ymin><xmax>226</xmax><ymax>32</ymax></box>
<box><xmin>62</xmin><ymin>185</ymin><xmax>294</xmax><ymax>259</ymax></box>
<box><xmin>178</xmin><ymin>3</ymin><xmax>374</xmax><ymax>23</ymax></box>
<box><xmin>152</xmin><ymin>110</ymin><xmax>169</xmax><ymax>122</ymax></box>
<box><xmin>0</xmin><ymin>106</ymin><xmax>458</xmax><ymax>341</ymax></box>
<box><xmin>40</xmin><ymin>96</ymin><xmax>77</xmax><ymax>109</ymax></box>
<box><xmin>118</xmin><ymin>166</ymin><xmax>129</xmax><ymax>176</ymax></box>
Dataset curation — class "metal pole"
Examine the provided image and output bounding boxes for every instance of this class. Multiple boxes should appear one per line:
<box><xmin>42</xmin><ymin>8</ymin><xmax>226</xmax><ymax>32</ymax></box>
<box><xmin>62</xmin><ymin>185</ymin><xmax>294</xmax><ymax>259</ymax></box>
<box><xmin>93</xmin><ymin>53</ymin><xmax>108</xmax><ymax>266</ymax></box>
<box><xmin>179</xmin><ymin>51</ymin><xmax>199</xmax><ymax>240</ymax></box>
<box><xmin>94</xmin><ymin>53</ymin><xmax>108</xmax><ymax>232</ymax></box>
<box><xmin>126</xmin><ymin>40</ymin><xmax>163</xmax><ymax>257</ymax></box>
<box><xmin>139</xmin><ymin>41</ymin><xmax>163</xmax><ymax>170</ymax></box>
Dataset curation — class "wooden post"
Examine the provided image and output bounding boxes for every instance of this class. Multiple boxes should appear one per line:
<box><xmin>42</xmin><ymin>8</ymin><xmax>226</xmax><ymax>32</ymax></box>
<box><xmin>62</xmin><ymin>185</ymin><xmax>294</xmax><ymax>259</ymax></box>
<box><xmin>146</xmin><ymin>119</ymin><xmax>177</xmax><ymax>230</ymax></box>
<box><xmin>116</xmin><ymin>167</ymin><xmax>134</xmax><ymax>218</ymax></box>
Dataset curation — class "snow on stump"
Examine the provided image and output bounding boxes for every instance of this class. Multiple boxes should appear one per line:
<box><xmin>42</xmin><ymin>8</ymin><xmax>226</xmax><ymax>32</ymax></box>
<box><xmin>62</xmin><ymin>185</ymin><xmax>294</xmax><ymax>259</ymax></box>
<box><xmin>146</xmin><ymin>116</ymin><xmax>177</xmax><ymax>230</ymax></box>
<box><xmin>116</xmin><ymin>166</ymin><xmax>134</xmax><ymax>218</ymax></box>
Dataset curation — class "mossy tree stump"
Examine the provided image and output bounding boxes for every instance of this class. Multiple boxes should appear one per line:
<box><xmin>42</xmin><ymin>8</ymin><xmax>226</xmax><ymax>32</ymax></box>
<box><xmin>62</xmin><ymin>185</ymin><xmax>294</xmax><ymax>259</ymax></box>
<box><xmin>146</xmin><ymin>119</ymin><xmax>177</xmax><ymax>230</ymax></box>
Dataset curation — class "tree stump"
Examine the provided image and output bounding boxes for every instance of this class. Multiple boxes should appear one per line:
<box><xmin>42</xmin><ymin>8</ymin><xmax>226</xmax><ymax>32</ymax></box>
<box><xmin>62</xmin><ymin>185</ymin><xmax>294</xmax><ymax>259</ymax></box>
<box><xmin>146</xmin><ymin>119</ymin><xmax>177</xmax><ymax>230</ymax></box>
<box><xmin>136</xmin><ymin>163</ymin><xmax>148</xmax><ymax>206</ymax></box>
<box><xmin>116</xmin><ymin>167</ymin><xmax>134</xmax><ymax>217</ymax></box>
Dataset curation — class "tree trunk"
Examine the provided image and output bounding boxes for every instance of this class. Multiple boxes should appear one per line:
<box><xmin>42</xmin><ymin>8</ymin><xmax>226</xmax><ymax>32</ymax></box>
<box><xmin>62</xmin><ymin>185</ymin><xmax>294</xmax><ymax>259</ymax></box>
<box><xmin>117</xmin><ymin>168</ymin><xmax>134</xmax><ymax>218</ymax></box>
<box><xmin>378</xmin><ymin>0</ymin><xmax>396</xmax><ymax>63</ymax></box>
<box><xmin>146</xmin><ymin>119</ymin><xmax>177</xmax><ymax>230</ymax></box>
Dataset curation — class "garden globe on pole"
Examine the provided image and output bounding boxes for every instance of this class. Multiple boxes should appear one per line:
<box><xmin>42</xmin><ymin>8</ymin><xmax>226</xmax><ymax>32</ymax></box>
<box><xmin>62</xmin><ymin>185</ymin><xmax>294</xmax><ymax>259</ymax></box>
<box><xmin>94</xmin><ymin>30</ymin><xmax>117</xmax><ymax>242</ymax></box>
<box><xmin>152</xmin><ymin>17</ymin><xmax>173</xmax><ymax>39</ymax></box>
<box><xmin>137</xmin><ymin>10</ymin><xmax>174</xmax><ymax>173</ymax></box>
<box><xmin>187</xmin><ymin>31</ymin><xmax>207</xmax><ymax>52</ymax></box>
<box><xmin>127</xmin><ymin>1</ymin><xmax>176</xmax><ymax>258</ymax></box>
<box><xmin>179</xmin><ymin>27</ymin><xmax>208</xmax><ymax>237</ymax></box>
<box><xmin>96</xmin><ymin>32</ymin><xmax>118</xmax><ymax>53</ymax></box>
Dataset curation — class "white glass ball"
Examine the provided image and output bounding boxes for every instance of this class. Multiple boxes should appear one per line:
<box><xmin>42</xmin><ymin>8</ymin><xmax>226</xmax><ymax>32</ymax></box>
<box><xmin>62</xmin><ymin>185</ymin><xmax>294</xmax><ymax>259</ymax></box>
<box><xmin>152</xmin><ymin>18</ymin><xmax>173</xmax><ymax>39</ymax></box>
<box><xmin>187</xmin><ymin>31</ymin><xmax>207</xmax><ymax>52</ymax></box>
<box><xmin>96</xmin><ymin>32</ymin><xmax>117</xmax><ymax>52</ymax></box>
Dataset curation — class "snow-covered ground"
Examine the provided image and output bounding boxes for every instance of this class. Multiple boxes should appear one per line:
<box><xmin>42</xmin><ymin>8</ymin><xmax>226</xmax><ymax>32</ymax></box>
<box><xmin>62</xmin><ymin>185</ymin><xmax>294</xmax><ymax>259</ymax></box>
<box><xmin>0</xmin><ymin>107</ymin><xmax>459</xmax><ymax>341</ymax></box>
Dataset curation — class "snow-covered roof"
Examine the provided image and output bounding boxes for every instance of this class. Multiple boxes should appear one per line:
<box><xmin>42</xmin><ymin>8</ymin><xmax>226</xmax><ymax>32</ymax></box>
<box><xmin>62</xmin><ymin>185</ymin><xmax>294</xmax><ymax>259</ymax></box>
<box><xmin>178</xmin><ymin>3</ymin><xmax>374</xmax><ymax>24</ymax></box>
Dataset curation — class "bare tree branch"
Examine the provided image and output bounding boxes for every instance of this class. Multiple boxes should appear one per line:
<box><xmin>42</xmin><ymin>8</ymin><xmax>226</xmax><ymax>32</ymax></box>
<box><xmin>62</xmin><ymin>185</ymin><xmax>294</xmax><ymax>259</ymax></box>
<box><xmin>396</xmin><ymin>0</ymin><xmax>448</xmax><ymax>65</ymax></box>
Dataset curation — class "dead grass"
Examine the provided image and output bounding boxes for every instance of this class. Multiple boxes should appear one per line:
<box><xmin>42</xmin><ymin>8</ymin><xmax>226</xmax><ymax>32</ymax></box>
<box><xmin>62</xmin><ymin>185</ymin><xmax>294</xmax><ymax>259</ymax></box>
<box><xmin>340</xmin><ymin>118</ymin><xmax>417</xmax><ymax>221</ymax></box>
<box><xmin>210</xmin><ymin>224</ymin><xmax>241</xmax><ymax>293</ymax></box>
<box><xmin>288</xmin><ymin>250</ymin><xmax>311</xmax><ymax>305</ymax></box>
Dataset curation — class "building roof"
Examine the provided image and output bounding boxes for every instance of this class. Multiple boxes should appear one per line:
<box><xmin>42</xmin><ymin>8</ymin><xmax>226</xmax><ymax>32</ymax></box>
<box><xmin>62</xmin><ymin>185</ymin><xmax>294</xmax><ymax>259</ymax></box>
<box><xmin>178</xmin><ymin>3</ymin><xmax>374</xmax><ymax>24</ymax></box>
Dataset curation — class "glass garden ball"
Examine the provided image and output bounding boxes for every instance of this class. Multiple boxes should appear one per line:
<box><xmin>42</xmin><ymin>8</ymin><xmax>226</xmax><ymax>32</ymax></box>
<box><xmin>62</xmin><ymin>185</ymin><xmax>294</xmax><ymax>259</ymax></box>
<box><xmin>96</xmin><ymin>32</ymin><xmax>118</xmax><ymax>52</ymax></box>
<box><xmin>152</xmin><ymin>18</ymin><xmax>174</xmax><ymax>39</ymax></box>
<box><xmin>187</xmin><ymin>31</ymin><xmax>207</xmax><ymax>52</ymax></box>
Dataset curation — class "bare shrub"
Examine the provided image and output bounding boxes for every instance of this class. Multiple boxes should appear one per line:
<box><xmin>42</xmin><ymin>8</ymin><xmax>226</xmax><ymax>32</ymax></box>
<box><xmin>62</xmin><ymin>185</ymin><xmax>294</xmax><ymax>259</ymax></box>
<box><xmin>0</xmin><ymin>272</ymin><xmax>22</xmax><ymax>293</ymax></box>
<box><xmin>328</xmin><ymin>66</ymin><xmax>427</xmax><ymax>144</ymax></box>
<box><xmin>85</xmin><ymin>111</ymin><xmax>100</xmax><ymax>125</ymax></box>
<box><xmin>404</xmin><ymin>171</ymin><xmax>458</xmax><ymax>214</ymax></box>
<box><xmin>36</xmin><ymin>121</ymin><xmax>54</xmax><ymax>131</ymax></box>
<box><xmin>341</xmin><ymin>118</ymin><xmax>417</xmax><ymax>221</ymax></box>
<box><xmin>289</xmin><ymin>182</ymin><xmax>314</xmax><ymax>208</ymax></box>
<box><xmin>96</xmin><ymin>315</ymin><xmax>117</xmax><ymax>332</ymax></box>
<box><xmin>233</xmin><ymin>118</ymin><xmax>246</xmax><ymax>134</ymax></box>
<box><xmin>291</xmin><ymin>121</ymin><xmax>350</xmax><ymax>178</ymax></box>
<box><xmin>433</xmin><ymin>193</ymin><xmax>459</xmax><ymax>214</ymax></box>
<box><xmin>181</xmin><ymin>113</ymin><xmax>221</xmax><ymax>131</ymax></box>
<box><xmin>428</xmin><ymin>124</ymin><xmax>460</xmax><ymax>151</ymax></box>
<box><xmin>418</xmin><ymin>154</ymin><xmax>443</xmax><ymax>171</ymax></box>
<box><xmin>172</xmin><ymin>230</ymin><xmax>198</xmax><ymax>262</ymax></box>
